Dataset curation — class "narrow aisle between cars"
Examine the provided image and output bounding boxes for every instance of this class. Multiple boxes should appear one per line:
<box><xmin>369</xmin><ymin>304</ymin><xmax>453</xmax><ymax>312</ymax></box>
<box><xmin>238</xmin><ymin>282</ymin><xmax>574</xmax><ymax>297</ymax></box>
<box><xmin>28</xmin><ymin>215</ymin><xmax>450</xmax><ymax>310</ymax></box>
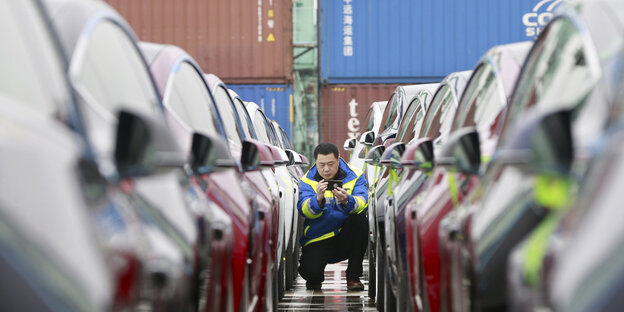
<box><xmin>278</xmin><ymin>259</ymin><xmax>376</xmax><ymax>311</ymax></box>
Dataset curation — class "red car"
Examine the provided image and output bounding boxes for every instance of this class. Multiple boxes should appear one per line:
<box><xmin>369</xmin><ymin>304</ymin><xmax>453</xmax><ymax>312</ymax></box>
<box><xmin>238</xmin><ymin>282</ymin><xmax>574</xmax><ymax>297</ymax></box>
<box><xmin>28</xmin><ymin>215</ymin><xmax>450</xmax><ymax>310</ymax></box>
<box><xmin>374</xmin><ymin>71</ymin><xmax>470</xmax><ymax>312</ymax></box>
<box><xmin>229</xmin><ymin>89</ymin><xmax>283</xmax><ymax>311</ymax></box>
<box><xmin>140</xmin><ymin>42</ymin><xmax>244</xmax><ymax>311</ymax></box>
<box><xmin>416</xmin><ymin>42</ymin><xmax>531</xmax><ymax>312</ymax></box>
<box><xmin>143</xmin><ymin>43</ymin><xmax>281</xmax><ymax>312</ymax></box>
<box><xmin>204</xmin><ymin>73</ymin><xmax>280</xmax><ymax>312</ymax></box>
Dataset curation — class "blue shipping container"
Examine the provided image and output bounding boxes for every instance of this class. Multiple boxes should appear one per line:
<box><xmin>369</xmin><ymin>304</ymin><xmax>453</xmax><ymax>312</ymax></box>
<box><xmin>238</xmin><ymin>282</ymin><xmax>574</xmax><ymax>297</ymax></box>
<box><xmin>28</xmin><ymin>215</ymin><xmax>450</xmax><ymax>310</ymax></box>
<box><xmin>229</xmin><ymin>84</ymin><xmax>294</xmax><ymax>139</ymax></box>
<box><xmin>320</xmin><ymin>0</ymin><xmax>566</xmax><ymax>84</ymax></box>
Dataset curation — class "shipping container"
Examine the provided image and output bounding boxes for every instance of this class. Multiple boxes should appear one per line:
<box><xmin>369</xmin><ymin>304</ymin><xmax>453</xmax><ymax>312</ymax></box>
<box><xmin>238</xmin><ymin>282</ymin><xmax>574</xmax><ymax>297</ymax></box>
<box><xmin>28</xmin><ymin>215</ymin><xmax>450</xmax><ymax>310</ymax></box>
<box><xmin>229</xmin><ymin>84</ymin><xmax>294</xmax><ymax>138</ymax></box>
<box><xmin>320</xmin><ymin>84</ymin><xmax>400</xmax><ymax>160</ymax></box>
<box><xmin>320</xmin><ymin>0</ymin><xmax>564</xmax><ymax>84</ymax></box>
<box><xmin>105</xmin><ymin>0</ymin><xmax>293</xmax><ymax>84</ymax></box>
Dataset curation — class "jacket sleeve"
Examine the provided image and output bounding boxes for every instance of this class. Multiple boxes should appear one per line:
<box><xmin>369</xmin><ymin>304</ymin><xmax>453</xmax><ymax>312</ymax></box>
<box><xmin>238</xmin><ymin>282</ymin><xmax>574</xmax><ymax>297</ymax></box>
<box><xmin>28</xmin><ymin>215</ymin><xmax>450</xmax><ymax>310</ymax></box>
<box><xmin>298</xmin><ymin>179</ymin><xmax>324</xmax><ymax>219</ymax></box>
<box><xmin>344</xmin><ymin>173</ymin><xmax>368</xmax><ymax>214</ymax></box>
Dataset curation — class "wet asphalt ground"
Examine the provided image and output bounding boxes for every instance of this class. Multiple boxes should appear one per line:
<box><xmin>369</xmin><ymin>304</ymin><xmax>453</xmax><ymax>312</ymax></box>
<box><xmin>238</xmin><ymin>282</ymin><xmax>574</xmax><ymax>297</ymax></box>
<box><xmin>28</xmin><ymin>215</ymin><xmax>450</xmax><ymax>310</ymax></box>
<box><xmin>278</xmin><ymin>260</ymin><xmax>376</xmax><ymax>311</ymax></box>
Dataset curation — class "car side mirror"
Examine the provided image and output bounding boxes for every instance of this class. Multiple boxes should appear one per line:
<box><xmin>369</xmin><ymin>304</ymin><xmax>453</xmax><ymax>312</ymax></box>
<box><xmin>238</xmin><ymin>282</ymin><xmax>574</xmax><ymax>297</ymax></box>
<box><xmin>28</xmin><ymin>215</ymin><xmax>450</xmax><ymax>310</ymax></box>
<box><xmin>190</xmin><ymin>132</ymin><xmax>237</xmax><ymax>174</ymax></box>
<box><xmin>364</xmin><ymin>145</ymin><xmax>385</xmax><ymax>165</ymax></box>
<box><xmin>344</xmin><ymin>137</ymin><xmax>357</xmax><ymax>151</ymax></box>
<box><xmin>299</xmin><ymin>154</ymin><xmax>310</xmax><ymax>166</ymax></box>
<box><xmin>380</xmin><ymin>142</ymin><xmax>406</xmax><ymax>168</ymax></box>
<box><xmin>360</xmin><ymin>130</ymin><xmax>375</xmax><ymax>146</ymax></box>
<box><xmin>241</xmin><ymin>139</ymin><xmax>274</xmax><ymax>171</ymax></box>
<box><xmin>268</xmin><ymin>145</ymin><xmax>289</xmax><ymax>166</ymax></box>
<box><xmin>497</xmin><ymin>109</ymin><xmax>573</xmax><ymax>174</ymax></box>
<box><xmin>436</xmin><ymin>127</ymin><xmax>481</xmax><ymax>175</ymax></box>
<box><xmin>115</xmin><ymin>110</ymin><xmax>186</xmax><ymax>178</ymax></box>
<box><xmin>285</xmin><ymin>149</ymin><xmax>299</xmax><ymax>166</ymax></box>
<box><xmin>401</xmin><ymin>138</ymin><xmax>434</xmax><ymax>172</ymax></box>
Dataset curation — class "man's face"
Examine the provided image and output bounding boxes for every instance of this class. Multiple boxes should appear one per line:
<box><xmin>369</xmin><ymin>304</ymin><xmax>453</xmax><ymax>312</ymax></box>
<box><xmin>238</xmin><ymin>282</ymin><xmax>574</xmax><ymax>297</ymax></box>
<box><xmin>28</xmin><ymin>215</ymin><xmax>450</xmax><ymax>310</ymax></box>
<box><xmin>316</xmin><ymin>153</ymin><xmax>339</xmax><ymax>180</ymax></box>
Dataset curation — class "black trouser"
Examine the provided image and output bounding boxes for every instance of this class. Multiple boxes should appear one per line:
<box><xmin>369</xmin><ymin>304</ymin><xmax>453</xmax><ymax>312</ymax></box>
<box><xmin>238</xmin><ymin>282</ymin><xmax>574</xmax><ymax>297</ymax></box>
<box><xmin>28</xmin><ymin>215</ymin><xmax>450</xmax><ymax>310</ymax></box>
<box><xmin>298</xmin><ymin>213</ymin><xmax>369</xmax><ymax>284</ymax></box>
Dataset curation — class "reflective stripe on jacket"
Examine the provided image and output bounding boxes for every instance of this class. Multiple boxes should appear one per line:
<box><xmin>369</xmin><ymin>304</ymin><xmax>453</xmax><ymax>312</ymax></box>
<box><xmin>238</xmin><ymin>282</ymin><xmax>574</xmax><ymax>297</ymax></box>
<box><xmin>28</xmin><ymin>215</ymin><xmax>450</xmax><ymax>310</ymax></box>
<box><xmin>297</xmin><ymin>158</ymin><xmax>368</xmax><ymax>246</ymax></box>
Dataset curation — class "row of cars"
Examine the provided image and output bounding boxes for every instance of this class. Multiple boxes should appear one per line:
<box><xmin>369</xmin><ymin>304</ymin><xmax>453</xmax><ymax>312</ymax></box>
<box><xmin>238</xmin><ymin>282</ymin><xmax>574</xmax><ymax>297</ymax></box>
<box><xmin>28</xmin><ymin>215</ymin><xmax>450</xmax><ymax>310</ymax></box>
<box><xmin>344</xmin><ymin>0</ymin><xmax>624</xmax><ymax>311</ymax></box>
<box><xmin>0</xmin><ymin>0</ymin><xmax>305</xmax><ymax>311</ymax></box>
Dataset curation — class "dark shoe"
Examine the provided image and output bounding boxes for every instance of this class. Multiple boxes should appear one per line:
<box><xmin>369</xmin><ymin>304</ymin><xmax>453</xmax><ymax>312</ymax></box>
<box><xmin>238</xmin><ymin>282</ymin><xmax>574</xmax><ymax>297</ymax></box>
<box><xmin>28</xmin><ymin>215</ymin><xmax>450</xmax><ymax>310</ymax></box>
<box><xmin>346</xmin><ymin>278</ymin><xmax>364</xmax><ymax>291</ymax></box>
<box><xmin>306</xmin><ymin>282</ymin><xmax>322</xmax><ymax>290</ymax></box>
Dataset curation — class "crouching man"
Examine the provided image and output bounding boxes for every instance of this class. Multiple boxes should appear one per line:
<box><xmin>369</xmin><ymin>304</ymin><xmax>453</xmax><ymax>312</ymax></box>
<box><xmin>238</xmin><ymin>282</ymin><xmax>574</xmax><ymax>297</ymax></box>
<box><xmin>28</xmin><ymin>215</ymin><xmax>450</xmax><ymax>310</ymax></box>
<box><xmin>297</xmin><ymin>142</ymin><xmax>369</xmax><ymax>291</ymax></box>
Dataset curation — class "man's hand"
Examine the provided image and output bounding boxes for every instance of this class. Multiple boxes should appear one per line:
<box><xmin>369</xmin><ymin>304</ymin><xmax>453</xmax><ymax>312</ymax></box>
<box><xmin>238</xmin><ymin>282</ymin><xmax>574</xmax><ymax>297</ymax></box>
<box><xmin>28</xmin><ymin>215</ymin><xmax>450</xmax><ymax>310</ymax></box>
<box><xmin>333</xmin><ymin>187</ymin><xmax>349</xmax><ymax>206</ymax></box>
<box><xmin>317</xmin><ymin>180</ymin><xmax>328</xmax><ymax>205</ymax></box>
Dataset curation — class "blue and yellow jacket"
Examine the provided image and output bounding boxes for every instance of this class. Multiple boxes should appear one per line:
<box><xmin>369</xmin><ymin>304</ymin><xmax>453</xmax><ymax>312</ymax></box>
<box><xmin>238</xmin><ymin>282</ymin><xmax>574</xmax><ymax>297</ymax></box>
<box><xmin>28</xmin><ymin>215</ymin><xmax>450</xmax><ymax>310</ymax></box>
<box><xmin>297</xmin><ymin>158</ymin><xmax>368</xmax><ymax>246</ymax></box>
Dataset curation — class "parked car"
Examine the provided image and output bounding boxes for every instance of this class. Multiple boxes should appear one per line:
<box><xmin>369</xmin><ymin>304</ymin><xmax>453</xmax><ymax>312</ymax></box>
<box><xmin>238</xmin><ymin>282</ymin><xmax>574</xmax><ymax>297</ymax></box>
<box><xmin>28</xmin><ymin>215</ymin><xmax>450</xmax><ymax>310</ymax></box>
<box><xmin>366</xmin><ymin>83</ymin><xmax>438</xmax><ymax>310</ymax></box>
<box><xmin>140</xmin><ymin>42</ymin><xmax>247</xmax><ymax>312</ymax></box>
<box><xmin>229</xmin><ymin>88</ymin><xmax>283</xmax><ymax>311</ymax></box>
<box><xmin>378</xmin><ymin>86</ymin><xmax>436</xmax><ymax>312</ymax></box>
<box><xmin>270</xmin><ymin>119</ymin><xmax>306</xmax><ymax>290</ymax></box>
<box><xmin>414</xmin><ymin>41</ymin><xmax>532</xmax><ymax>312</ymax></box>
<box><xmin>464</xmin><ymin>0</ymin><xmax>624</xmax><ymax>310</ymax></box>
<box><xmin>370</xmin><ymin>72</ymin><xmax>469</xmax><ymax>311</ymax></box>
<box><xmin>244</xmin><ymin>100</ymin><xmax>300</xmax><ymax>300</ymax></box>
<box><xmin>546</xmin><ymin>129</ymin><xmax>624</xmax><ymax>312</ymax></box>
<box><xmin>0</xmin><ymin>94</ymin><xmax>114</xmax><ymax>311</ymax></box>
<box><xmin>203</xmin><ymin>73</ymin><xmax>279</xmax><ymax>312</ymax></box>
<box><xmin>42</xmin><ymin>0</ymin><xmax>202</xmax><ymax>309</ymax></box>
<box><xmin>0</xmin><ymin>1</ymin><xmax>112</xmax><ymax>309</ymax></box>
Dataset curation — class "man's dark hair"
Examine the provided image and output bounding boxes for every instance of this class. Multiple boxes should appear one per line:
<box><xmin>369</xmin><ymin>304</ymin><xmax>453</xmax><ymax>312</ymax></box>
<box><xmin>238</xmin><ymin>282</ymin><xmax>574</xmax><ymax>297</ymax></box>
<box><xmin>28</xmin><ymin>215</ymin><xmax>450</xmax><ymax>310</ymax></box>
<box><xmin>314</xmin><ymin>142</ymin><xmax>339</xmax><ymax>159</ymax></box>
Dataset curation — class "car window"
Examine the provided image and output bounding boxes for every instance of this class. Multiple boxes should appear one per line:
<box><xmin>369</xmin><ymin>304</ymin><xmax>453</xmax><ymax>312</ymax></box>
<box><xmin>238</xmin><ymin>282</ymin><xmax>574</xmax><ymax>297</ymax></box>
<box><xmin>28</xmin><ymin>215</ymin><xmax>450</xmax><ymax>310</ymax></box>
<box><xmin>75</xmin><ymin>21</ymin><xmax>160</xmax><ymax>119</ymax></box>
<box><xmin>265</xmin><ymin>119</ymin><xmax>281</xmax><ymax>147</ymax></box>
<box><xmin>384</xmin><ymin>90</ymin><xmax>403</xmax><ymax>130</ymax></box>
<box><xmin>502</xmin><ymin>17</ymin><xmax>601</xmax><ymax>143</ymax></box>
<box><xmin>420</xmin><ymin>85</ymin><xmax>456</xmax><ymax>148</ymax></box>
<box><xmin>233</xmin><ymin>98</ymin><xmax>257</xmax><ymax>140</ymax></box>
<box><xmin>0</xmin><ymin>0</ymin><xmax>70</xmax><ymax>118</ymax></box>
<box><xmin>71</xmin><ymin>20</ymin><xmax>161</xmax><ymax>160</ymax></box>
<box><xmin>399</xmin><ymin>101</ymin><xmax>426</xmax><ymax>143</ymax></box>
<box><xmin>279</xmin><ymin>127</ymin><xmax>292</xmax><ymax>149</ymax></box>
<box><xmin>455</xmin><ymin>64</ymin><xmax>505</xmax><ymax>132</ymax></box>
<box><xmin>252</xmin><ymin>110</ymin><xmax>271</xmax><ymax>144</ymax></box>
<box><xmin>396</xmin><ymin>97</ymin><xmax>421</xmax><ymax>143</ymax></box>
<box><xmin>364</xmin><ymin>107</ymin><xmax>375</xmax><ymax>131</ymax></box>
<box><xmin>212</xmin><ymin>85</ymin><xmax>243</xmax><ymax>146</ymax></box>
<box><xmin>166</xmin><ymin>62</ymin><xmax>220</xmax><ymax>136</ymax></box>
<box><xmin>408</xmin><ymin>91</ymin><xmax>434</xmax><ymax>141</ymax></box>
<box><xmin>421</xmin><ymin>85</ymin><xmax>450</xmax><ymax>137</ymax></box>
<box><xmin>377</xmin><ymin>94</ymin><xmax>395</xmax><ymax>134</ymax></box>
